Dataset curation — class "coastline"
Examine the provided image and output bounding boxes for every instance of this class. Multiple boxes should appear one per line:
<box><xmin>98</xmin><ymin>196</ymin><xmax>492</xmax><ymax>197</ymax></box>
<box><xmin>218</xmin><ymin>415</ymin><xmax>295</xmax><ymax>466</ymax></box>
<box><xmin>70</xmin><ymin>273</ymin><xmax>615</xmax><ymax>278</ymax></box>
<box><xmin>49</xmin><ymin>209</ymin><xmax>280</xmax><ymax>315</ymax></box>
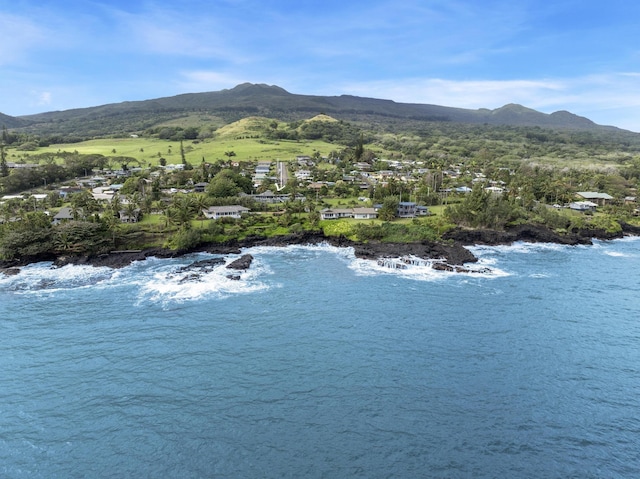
<box><xmin>0</xmin><ymin>222</ymin><xmax>634</xmax><ymax>275</ymax></box>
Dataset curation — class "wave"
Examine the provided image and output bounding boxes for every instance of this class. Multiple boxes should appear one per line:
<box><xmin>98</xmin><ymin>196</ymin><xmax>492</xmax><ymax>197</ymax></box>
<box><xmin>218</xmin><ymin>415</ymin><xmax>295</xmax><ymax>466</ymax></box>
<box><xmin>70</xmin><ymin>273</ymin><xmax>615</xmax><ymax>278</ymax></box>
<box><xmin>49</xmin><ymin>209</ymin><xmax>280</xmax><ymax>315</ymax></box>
<box><xmin>244</xmin><ymin>243</ymin><xmax>509</xmax><ymax>281</ymax></box>
<box><xmin>0</xmin><ymin>254</ymin><xmax>271</xmax><ymax>303</ymax></box>
<box><xmin>0</xmin><ymin>262</ymin><xmax>115</xmax><ymax>294</ymax></box>
<box><xmin>134</xmin><ymin>254</ymin><xmax>272</xmax><ymax>306</ymax></box>
<box><xmin>468</xmin><ymin>241</ymin><xmax>570</xmax><ymax>257</ymax></box>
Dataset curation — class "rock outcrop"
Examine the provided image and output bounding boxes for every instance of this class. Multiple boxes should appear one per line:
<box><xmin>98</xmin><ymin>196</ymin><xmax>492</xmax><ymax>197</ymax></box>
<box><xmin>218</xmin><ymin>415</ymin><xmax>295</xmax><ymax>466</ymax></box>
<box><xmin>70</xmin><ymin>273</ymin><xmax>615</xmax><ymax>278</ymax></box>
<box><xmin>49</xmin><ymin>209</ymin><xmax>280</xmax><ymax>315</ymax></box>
<box><xmin>226</xmin><ymin>254</ymin><xmax>254</xmax><ymax>270</ymax></box>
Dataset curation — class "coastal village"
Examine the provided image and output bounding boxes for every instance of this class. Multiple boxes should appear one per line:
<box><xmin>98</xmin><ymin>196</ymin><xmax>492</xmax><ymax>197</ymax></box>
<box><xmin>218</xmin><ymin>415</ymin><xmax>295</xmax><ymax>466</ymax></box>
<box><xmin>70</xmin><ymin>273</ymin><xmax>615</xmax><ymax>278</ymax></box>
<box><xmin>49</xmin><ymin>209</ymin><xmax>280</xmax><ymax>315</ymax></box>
<box><xmin>1</xmin><ymin>153</ymin><xmax>635</xmax><ymax>227</ymax></box>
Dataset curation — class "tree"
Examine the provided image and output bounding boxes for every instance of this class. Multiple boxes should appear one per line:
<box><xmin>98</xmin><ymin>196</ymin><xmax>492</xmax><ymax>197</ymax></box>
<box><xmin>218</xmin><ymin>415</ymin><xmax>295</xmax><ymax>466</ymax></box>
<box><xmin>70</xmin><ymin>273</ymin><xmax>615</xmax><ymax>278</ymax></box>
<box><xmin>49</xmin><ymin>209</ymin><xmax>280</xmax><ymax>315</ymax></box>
<box><xmin>207</xmin><ymin>176</ymin><xmax>240</xmax><ymax>198</ymax></box>
<box><xmin>0</xmin><ymin>144</ymin><xmax>8</xmax><ymax>177</ymax></box>
<box><xmin>378</xmin><ymin>196</ymin><xmax>399</xmax><ymax>221</ymax></box>
<box><xmin>165</xmin><ymin>194</ymin><xmax>196</xmax><ymax>230</ymax></box>
<box><xmin>354</xmin><ymin>133</ymin><xmax>365</xmax><ymax>161</ymax></box>
<box><xmin>224</xmin><ymin>151</ymin><xmax>236</xmax><ymax>162</ymax></box>
<box><xmin>180</xmin><ymin>140</ymin><xmax>186</xmax><ymax>164</ymax></box>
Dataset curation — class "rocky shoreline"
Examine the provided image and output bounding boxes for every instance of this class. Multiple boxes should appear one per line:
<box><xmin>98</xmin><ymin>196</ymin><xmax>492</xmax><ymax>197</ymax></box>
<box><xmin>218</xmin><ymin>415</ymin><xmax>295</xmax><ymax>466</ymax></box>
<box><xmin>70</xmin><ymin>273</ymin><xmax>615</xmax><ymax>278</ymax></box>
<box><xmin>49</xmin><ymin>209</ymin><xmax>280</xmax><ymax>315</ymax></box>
<box><xmin>0</xmin><ymin>222</ymin><xmax>635</xmax><ymax>276</ymax></box>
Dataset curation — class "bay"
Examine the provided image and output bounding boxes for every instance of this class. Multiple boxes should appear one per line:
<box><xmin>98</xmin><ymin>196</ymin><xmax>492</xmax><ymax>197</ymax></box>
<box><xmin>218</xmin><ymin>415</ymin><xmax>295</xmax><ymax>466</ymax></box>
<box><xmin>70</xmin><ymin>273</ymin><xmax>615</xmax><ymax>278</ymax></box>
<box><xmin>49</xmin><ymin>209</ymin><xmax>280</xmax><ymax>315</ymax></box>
<box><xmin>1</xmin><ymin>239</ymin><xmax>639</xmax><ymax>478</ymax></box>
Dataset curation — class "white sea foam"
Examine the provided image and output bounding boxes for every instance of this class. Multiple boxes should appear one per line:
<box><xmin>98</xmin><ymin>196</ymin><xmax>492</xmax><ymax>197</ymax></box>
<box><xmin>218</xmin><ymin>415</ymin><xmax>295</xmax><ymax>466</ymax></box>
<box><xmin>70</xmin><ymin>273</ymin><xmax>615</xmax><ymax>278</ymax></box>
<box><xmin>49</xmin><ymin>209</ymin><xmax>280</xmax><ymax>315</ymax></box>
<box><xmin>0</xmin><ymin>262</ymin><xmax>115</xmax><ymax>294</ymax></box>
<box><xmin>469</xmin><ymin>241</ymin><xmax>568</xmax><ymax>257</ymax></box>
<box><xmin>604</xmin><ymin>251</ymin><xmax>629</xmax><ymax>257</ymax></box>
<box><xmin>245</xmin><ymin>243</ymin><xmax>512</xmax><ymax>281</ymax></box>
<box><xmin>136</xmin><ymin>254</ymin><xmax>271</xmax><ymax>305</ymax></box>
<box><xmin>246</xmin><ymin>242</ymin><xmax>356</xmax><ymax>261</ymax></box>
<box><xmin>348</xmin><ymin>254</ymin><xmax>510</xmax><ymax>281</ymax></box>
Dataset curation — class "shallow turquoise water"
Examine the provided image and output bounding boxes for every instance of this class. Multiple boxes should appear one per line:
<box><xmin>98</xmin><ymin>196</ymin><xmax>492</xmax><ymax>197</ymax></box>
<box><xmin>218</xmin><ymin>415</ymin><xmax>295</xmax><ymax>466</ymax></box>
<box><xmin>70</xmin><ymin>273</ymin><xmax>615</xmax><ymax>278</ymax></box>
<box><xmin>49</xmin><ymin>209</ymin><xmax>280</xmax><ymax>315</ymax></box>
<box><xmin>1</xmin><ymin>239</ymin><xmax>639</xmax><ymax>478</ymax></box>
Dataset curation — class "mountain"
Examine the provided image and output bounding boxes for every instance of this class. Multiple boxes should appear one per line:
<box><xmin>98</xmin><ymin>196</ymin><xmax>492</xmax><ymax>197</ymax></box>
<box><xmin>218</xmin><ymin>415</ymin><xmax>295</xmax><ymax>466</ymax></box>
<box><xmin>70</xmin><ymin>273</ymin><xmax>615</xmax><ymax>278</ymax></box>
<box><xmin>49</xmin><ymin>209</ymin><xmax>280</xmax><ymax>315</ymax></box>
<box><xmin>0</xmin><ymin>112</ymin><xmax>29</xmax><ymax>129</ymax></box>
<box><xmin>11</xmin><ymin>83</ymin><xmax>621</xmax><ymax>137</ymax></box>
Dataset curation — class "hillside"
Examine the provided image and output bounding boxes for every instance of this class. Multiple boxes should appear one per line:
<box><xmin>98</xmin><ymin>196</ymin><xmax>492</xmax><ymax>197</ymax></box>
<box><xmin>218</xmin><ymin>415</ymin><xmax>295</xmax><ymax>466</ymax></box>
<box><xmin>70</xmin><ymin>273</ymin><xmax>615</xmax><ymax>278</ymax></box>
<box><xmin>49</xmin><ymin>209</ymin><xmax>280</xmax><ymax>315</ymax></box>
<box><xmin>0</xmin><ymin>112</ymin><xmax>28</xmax><ymax>129</ymax></box>
<box><xmin>5</xmin><ymin>83</ymin><xmax>625</xmax><ymax>140</ymax></box>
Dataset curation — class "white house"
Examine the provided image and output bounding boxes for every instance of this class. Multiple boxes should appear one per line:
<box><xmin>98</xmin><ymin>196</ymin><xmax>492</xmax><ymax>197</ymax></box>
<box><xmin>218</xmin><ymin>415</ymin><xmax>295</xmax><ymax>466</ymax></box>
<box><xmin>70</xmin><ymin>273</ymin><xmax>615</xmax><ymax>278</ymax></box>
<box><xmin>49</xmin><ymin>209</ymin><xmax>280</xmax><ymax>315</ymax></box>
<box><xmin>202</xmin><ymin>205</ymin><xmax>250</xmax><ymax>220</ymax></box>
<box><xmin>320</xmin><ymin>208</ymin><xmax>354</xmax><ymax>220</ymax></box>
<box><xmin>569</xmin><ymin>201</ymin><xmax>598</xmax><ymax>212</ymax></box>
<box><xmin>352</xmin><ymin>207</ymin><xmax>378</xmax><ymax>220</ymax></box>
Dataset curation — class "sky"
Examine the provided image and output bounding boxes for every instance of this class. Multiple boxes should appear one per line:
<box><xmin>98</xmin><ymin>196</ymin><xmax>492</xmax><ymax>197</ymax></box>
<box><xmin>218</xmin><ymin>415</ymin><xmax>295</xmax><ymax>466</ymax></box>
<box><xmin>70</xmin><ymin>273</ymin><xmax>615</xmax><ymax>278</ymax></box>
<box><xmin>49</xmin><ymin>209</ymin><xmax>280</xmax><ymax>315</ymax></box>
<box><xmin>1</xmin><ymin>0</ymin><xmax>640</xmax><ymax>131</ymax></box>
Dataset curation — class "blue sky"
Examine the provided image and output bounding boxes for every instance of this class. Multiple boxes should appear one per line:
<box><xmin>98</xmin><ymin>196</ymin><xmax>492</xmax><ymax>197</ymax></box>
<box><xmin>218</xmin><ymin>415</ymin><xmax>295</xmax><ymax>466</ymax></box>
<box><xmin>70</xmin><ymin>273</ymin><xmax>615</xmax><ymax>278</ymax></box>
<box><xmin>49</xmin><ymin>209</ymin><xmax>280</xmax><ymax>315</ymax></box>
<box><xmin>1</xmin><ymin>0</ymin><xmax>639</xmax><ymax>131</ymax></box>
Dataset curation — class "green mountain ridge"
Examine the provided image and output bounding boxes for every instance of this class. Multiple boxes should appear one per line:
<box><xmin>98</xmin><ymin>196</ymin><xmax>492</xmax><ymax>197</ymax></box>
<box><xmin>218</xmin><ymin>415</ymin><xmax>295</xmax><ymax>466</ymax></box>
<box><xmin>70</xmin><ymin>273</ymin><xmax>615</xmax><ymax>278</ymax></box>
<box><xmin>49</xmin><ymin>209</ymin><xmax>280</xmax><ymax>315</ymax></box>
<box><xmin>0</xmin><ymin>83</ymin><xmax>627</xmax><ymax>137</ymax></box>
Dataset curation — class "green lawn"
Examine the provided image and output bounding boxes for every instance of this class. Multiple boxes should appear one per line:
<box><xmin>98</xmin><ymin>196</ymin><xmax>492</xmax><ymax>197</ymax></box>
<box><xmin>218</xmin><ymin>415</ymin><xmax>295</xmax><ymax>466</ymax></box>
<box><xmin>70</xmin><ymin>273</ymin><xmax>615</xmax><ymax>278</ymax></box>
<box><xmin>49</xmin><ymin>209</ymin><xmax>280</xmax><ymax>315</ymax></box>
<box><xmin>23</xmin><ymin>137</ymin><xmax>339</xmax><ymax>166</ymax></box>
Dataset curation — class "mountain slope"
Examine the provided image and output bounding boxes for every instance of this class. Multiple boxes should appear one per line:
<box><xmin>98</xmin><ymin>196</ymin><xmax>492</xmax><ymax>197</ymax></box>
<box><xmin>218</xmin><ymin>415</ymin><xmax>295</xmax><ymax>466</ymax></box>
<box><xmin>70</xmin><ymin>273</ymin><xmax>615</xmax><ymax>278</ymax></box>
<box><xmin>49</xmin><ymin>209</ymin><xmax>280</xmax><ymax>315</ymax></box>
<box><xmin>0</xmin><ymin>112</ymin><xmax>29</xmax><ymax>129</ymax></box>
<box><xmin>13</xmin><ymin>83</ymin><xmax>619</xmax><ymax>137</ymax></box>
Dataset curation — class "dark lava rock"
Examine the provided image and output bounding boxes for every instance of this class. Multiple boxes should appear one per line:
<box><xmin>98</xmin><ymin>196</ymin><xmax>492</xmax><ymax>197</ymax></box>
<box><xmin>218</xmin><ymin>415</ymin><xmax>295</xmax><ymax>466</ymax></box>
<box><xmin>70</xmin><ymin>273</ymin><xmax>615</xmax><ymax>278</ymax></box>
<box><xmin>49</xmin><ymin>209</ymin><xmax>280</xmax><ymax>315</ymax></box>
<box><xmin>177</xmin><ymin>257</ymin><xmax>225</xmax><ymax>274</ymax></box>
<box><xmin>1</xmin><ymin>267</ymin><xmax>21</xmax><ymax>276</ymax></box>
<box><xmin>432</xmin><ymin>263</ymin><xmax>454</xmax><ymax>272</ymax></box>
<box><xmin>226</xmin><ymin>254</ymin><xmax>253</xmax><ymax>270</ymax></box>
<box><xmin>226</xmin><ymin>274</ymin><xmax>241</xmax><ymax>281</ymax></box>
<box><xmin>620</xmin><ymin>221</ymin><xmax>640</xmax><ymax>235</ymax></box>
<box><xmin>174</xmin><ymin>257</ymin><xmax>226</xmax><ymax>283</ymax></box>
<box><xmin>352</xmin><ymin>240</ymin><xmax>477</xmax><ymax>265</ymax></box>
<box><xmin>443</xmin><ymin>224</ymin><xmax>594</xmax><ymax>247</ymax></box>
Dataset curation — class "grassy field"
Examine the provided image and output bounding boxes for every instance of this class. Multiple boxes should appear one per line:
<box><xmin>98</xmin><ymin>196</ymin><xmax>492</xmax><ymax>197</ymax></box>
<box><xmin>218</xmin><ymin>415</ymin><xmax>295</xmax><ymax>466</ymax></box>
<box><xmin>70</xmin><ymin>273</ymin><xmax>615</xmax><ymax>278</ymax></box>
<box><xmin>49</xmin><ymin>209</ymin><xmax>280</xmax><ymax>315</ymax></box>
<box><xmin>18</xmin><ymin>136</ymin><xmax>340</xmax><ymax>167</ymax></box>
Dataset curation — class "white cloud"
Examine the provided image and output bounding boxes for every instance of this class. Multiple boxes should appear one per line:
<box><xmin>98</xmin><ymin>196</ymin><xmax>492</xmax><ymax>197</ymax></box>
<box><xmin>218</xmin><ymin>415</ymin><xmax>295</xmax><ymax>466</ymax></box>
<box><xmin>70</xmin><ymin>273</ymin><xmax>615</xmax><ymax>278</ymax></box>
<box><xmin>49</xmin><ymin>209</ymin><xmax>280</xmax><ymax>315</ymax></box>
<box><xmin>36</xmin><ymin>91</ymin><xmax>52</xmax><ymax>106</ymax></box>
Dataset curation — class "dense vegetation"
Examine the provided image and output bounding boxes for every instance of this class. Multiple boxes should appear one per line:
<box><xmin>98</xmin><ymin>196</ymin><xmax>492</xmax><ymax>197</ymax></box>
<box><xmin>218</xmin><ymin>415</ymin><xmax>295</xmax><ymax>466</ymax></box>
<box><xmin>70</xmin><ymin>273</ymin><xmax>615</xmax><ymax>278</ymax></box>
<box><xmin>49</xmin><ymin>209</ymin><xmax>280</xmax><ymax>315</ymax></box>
<box><xmin>2</xmin><ymin>98</ymin><xmax>640</xmax><ymax>263</ymax></box>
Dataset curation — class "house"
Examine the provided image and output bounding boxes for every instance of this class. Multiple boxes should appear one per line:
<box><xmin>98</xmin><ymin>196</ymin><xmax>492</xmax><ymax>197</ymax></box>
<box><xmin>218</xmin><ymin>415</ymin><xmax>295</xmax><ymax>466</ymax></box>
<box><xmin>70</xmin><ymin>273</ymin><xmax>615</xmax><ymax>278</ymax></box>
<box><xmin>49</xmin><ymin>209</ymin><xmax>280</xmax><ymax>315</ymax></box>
<box><xmin>320</xmin><ymin>208</ymin><xmax>353</xmax><ymax>220</ymax></box>
<box><xmin>193</xmin><ymin>182</ymin><xmax>209</xmax><ymax>193</ymax></box>
<box><xmin>52</xmin><ymin>207</ymin><xmax>74</xmax><ymax>224</ymax></box>
<box><xmin>58</xmin><ymin>186</ymin><xmax>85</xmax><ymax>199</ymax></box>
<box><xmin>569</xmin><ymin>201</ymin><xmax>598</xmax><ymax>212</ymax></box>
<box><xmin>484</xmin><ymin>186</ymin><xmax>505</xmax><ymax>195</ymax></box>
<box><xmin>576</xmin><ymin>191</ymin><xmax>613</xmax><ymax>206</ymax></box>
<box><xmin>295</xmin><ymin>170</ymin><xmax>312</xmax><ymax>180</ymax></box>
<box><xmin>354</xmin><ymin>162</ymin><xmax>372</xmax><ymax>171</ymax></box>
<box><xmin>416</xmin><ymin>205</ymin><xmax>430</xmax><ymax>216</ymax></box>
<box><xmin>245</xmin><ymin>190</ymin><xmax>305</xmax><ymax>204</ymax></box>
<box><xmin>352</xmin><ymin>207</ymin><xmax>378</xmax><ymax>220</ymax></box>
<box><xmin>397</xmin><ymin>202</ymin><xmax>417</xmax><ymax>218</ymax></box>
<box><xmin>202</xmin><ymin>205</ymin><xmax>250</xmax><ymax>220</ymax></box>
<box><xmin>119</xmin><ymin>208</ymin><xmax>141</xmax><ymax>223</ymax></box>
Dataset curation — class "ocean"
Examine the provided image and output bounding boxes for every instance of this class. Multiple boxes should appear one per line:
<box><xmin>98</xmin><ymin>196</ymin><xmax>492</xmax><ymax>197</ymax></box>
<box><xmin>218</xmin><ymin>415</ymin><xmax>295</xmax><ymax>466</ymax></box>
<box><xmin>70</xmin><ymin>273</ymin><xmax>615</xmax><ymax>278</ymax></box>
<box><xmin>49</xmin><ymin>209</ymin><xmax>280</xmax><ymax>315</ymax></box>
<box><xmin>1</xmin><ymin>238</ymin><xmax>639</xmax><ymax>478</ymax></box>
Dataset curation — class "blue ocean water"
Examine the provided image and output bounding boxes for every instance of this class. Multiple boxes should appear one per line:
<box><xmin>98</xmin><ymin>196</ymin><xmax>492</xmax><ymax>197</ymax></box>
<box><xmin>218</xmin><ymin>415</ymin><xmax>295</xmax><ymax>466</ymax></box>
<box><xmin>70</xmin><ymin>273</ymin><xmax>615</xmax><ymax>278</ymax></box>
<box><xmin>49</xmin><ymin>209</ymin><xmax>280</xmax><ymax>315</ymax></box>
<box><xmin>1</xmin><ymin>238</ymin><xmax>640</xmax><ymax>478</ymax></box>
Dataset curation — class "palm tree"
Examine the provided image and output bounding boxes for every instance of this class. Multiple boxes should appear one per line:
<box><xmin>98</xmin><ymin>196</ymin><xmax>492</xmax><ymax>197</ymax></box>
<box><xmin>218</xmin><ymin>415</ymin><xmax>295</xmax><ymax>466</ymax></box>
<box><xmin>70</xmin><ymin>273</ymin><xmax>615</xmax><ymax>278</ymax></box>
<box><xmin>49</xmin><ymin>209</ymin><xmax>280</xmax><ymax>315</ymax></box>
<box><xmin>192</xmin><ymin>194</ymin><xmax>210</xmax><ymax>227</ymax></box>
<box><xmin>166</xmin><ymin>194</ymin><xmax>196</xmax><ymax>230</ymax></box>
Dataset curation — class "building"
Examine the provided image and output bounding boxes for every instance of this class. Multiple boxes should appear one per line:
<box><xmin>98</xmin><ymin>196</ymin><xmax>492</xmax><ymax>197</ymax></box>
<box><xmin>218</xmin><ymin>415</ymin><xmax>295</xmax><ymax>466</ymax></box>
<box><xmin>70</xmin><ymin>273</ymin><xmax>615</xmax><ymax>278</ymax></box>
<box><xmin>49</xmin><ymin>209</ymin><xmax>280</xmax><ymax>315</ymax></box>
<box><xmin>202</xmin><ymin>205</ymin><xmax>250</xmax><ymax>220</ymax></box>
<box><xmin>193</xmin><ymin>182</ymin><xmax>209</xmax><ymax>193</ymax></box>
<box><xmin>119</xmin><ymin>208</ymin><xmax>141</xmax><ymax>223</ymax></box>
<box><xmin>243</xmin><ymin>190</ymin><xmax>305</xmax><ymax>204</ymax></box>
<box><xmin>320</xmin><ymin>208</ymin><xmax>354</xmax><ymax>220</ymax></box>
<box><xmin>52</xmin><ymin>207</ymin><xmax>75</xmax><ymax>224</ymax></box>
<box><xmin>576</xmin><ymin>192</ymin><xmax>613</xmax><ymax>206</ymax></box>
<box><xmin>352</xmin><ymin>207</ymin><xmax>378</xmax><ymax>220</ymax></box>
<box><xmin>569</xmin><ymin>201</ymin><xmax>598</xmax><ymax>212</ymax></box>
<box><xmin>397</xmin><ymin>202</ymin><xmax>417</xmax><ymax>218</ymax></box>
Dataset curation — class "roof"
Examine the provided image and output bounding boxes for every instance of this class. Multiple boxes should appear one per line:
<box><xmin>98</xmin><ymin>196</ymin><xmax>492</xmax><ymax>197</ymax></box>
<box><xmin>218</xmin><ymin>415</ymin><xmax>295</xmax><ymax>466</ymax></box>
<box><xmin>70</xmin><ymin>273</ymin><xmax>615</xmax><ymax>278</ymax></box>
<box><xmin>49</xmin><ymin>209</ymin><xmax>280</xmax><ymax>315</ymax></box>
<box><xmin>352</xmin><ymin>208</ymin><xmax>378</xmax><ymax>215</ymax></box>
<box><xmin>321</xmin><ymin>208</ymin><xmax>353</xmax><ymax>214</ymax></box>
<box><xmin>577</xmin><ymin>191</ymin><xmax>613</xmax><ymax>200</ymax></box>
<box><xmin>205</xmin><ymin>205</ymin><xmax>250</xmax><ymax>213</ymax></box>
<box><xmin>53</xmin><ymin>207</ymin><xmax>74</xmax><ymax>219</ymax></box>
